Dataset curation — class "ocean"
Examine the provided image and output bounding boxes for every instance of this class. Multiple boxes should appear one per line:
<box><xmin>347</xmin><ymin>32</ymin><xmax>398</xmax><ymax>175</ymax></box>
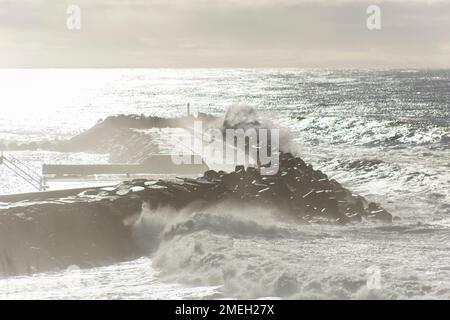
<box><xmin>0</xmin><ymin>69</ymin><xmax>449</xmax><ymax>299</ymax></box>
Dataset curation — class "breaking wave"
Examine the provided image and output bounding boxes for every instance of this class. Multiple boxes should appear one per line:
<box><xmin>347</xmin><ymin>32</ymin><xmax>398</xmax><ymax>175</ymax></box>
<box><xmin>131</xmin><ymin>202</ymin><xmax>343</xmax><ymax>299</ymax></box>
<box><xmin>126</xmin><ymin>105</ymin><xmax>449</xmax><ymax>299</ymax></box>
<box><xmin>130</xmin><ymin>197</ymin><xmax>450</xmax><ymax>300</ymax></box>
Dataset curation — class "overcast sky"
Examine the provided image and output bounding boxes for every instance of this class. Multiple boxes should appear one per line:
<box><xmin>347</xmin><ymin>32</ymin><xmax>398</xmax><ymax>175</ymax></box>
<box><xmin>1</xmin><ymin>0</ymin><xmax>449</xmax><ymax>68</ymax></box>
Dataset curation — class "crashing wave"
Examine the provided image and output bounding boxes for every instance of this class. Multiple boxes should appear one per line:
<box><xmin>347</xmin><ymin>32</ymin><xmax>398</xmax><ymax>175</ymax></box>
<box><xmin>0</xmin><ymin>106</ymin><xmax>394</xmax><ymax>280</ymax></box>
<box><xmin>0</xmin><ymin>150</ymin><xmax>392</xmax><ymax>277</ymax></box>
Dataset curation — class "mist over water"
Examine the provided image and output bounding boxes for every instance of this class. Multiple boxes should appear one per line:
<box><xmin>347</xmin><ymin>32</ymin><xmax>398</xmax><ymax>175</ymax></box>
<box><xmin>0</xmin><ymin>69</ymin><xmax>449</xmax><ymax>299</ymax></box>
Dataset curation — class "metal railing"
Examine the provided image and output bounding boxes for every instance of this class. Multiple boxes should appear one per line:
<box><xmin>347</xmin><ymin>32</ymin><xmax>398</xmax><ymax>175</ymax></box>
<box><xmin>0</xmin><ymin>152</ymin><xmax>46</xmax><ymax>191</ymax></box>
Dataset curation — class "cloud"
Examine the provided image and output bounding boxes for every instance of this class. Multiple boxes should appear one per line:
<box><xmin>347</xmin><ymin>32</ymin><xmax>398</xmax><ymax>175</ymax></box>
<box><xmin>0</xmin><ymin>0</ymin><xmax>449</xmax><ymax>67</ymax></box>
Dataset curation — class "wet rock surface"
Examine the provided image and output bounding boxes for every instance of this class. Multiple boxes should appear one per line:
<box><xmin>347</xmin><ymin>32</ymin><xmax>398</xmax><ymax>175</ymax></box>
<box><xmin>0</xmin><ymin>151</ymin><xmax>392</xmax><ymax>277</ymax></box>
<box><xmin>133</xmin><ymin>152</ymin><xmax>393</xmax><ymax>225</ymax></box>
<box><xmin>0</xmin><ymin>195</ymin><xmax>143</xmax><ymax>277</ymax></box>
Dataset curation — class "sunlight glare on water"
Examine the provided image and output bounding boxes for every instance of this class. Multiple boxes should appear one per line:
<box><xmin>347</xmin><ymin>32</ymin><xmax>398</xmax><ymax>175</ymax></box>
<box><xmin>0</xmin><ymin>69</ymin><xmax>449</xmax><ymax>299</ymax></box>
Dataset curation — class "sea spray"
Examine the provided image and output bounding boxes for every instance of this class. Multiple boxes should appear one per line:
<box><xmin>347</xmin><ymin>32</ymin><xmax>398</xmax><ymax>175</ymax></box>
<box><xmin>132</xmin><ymin>201</ymin><xmax>304</xmax><ymax>298</ymax></box>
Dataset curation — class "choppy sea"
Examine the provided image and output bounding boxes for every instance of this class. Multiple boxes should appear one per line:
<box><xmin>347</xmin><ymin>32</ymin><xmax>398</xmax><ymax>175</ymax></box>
<box><xmin>0</xmin><ymin>69</ymin><xmax>449</xmax><ymax>299</ymax></box>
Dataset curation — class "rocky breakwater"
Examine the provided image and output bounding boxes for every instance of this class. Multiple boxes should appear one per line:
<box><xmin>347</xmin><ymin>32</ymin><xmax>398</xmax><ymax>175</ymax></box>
<box><xmin>136</xmin><ymin>152</ymin><xmax>393</xmax><ymax>225</ymax></box>
<box><xmin>0</xmin><ymin>192</ymin><xmax>143</xmax><ymax>277</ymax></box>
<box><xmin>74</xmin><ymin>152</ymin><xmax>392</xmax><ymax>227</ymax></box>
<box><xmin>0</xmin><ymin>152</ymin><xmax>392</xmax><ymax>277</ymax></box>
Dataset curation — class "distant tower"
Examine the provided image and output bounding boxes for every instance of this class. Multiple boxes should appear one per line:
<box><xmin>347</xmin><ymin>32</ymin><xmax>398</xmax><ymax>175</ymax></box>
<box><xmin>187</xmin><ymin>103</ymin><xmax>190</xmax><ymax>116</ymax></box>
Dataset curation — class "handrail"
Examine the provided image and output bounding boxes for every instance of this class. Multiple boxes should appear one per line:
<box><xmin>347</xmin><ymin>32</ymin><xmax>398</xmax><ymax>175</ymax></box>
<box><xmin>0</xmin><ymin>152</ymin><xmax>46</xmax><ymax>191</ymax></box>
<box><xmin>6</xmin><ymin>155</ymin><xmax>40</xmax><ymax>177</ymax></box>
<box><xmin>3</xmin><ymin>156</ymin><xmax>42</xmax><ymax>186</ymax></box>
<box><xmin>2</xmin><ymin>162</ymin><xmax>42</xmax><ymax>191</ymax></box>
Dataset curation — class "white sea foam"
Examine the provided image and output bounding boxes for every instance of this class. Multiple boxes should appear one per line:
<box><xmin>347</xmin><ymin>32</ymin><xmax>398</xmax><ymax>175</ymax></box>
<box><xmin>0</xmin><ymin>69</ymin><xmax>449</xmax><ymax>299</ymax></box>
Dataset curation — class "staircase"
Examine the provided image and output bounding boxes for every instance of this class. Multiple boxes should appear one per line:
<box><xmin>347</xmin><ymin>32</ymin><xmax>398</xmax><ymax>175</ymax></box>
<box><xmin>0</xmin><ymin>152</ymin><xmax>47</xmax><ymax>191</ymax></box>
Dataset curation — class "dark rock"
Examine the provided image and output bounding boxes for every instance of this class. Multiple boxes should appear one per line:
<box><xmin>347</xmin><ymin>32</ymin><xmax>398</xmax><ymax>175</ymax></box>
<box><xmin>234</xmin><ymin>165</ymin><xmax>245</xmax><ymax>173</ymax></box>
<box><xmin>131</xmin><ymin>179</ymin><xmax>148</xmax><ymax>187</ymax></box>
<box><xmin>204</xmin><ymin>170</ymin><xmax>220</xmax><ymax>181</ymax></box>
<box><xmin>79</xmin><ymin>189</ymin><xmax>99</xmax><ymax>196</ymax></box>
<box><xmin>0</xmin><ymin>151</ymin><xmax>394</xmax><ymax>277</ymax></box>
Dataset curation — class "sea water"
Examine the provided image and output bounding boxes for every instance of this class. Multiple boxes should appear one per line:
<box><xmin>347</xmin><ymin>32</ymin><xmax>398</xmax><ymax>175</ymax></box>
<box><xmin>0</xmin><ymin>69</ymin><xmax>449</xmax><ymax>299</ymax></box>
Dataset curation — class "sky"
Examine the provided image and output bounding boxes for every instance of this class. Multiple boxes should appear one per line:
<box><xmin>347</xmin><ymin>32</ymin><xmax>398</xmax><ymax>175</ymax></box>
<box><xmin>0</xmin><ymin>0</ymin><xmax>449</xmax><ymax>68</ymax></box>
